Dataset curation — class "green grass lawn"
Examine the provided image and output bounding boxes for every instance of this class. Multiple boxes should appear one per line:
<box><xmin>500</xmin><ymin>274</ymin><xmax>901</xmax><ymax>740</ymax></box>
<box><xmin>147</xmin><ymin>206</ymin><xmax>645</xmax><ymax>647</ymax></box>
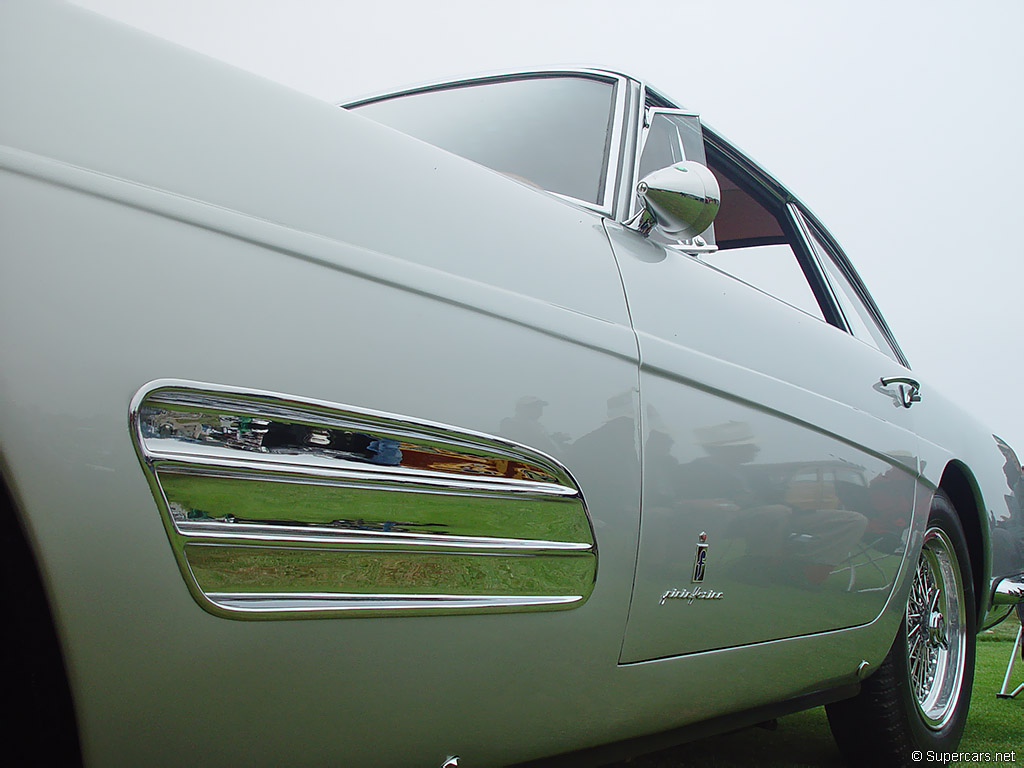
<box><xmin>614</xmin><ymin>613</ymin><xmax>1022</xmax><ymax>767</ymax></box>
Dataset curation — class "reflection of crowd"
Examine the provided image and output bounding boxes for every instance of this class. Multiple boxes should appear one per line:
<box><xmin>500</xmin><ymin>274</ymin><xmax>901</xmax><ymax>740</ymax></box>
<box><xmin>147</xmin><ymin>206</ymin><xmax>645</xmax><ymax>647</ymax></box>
<box><xmin>498</xmin><ymin>395</ymin><xmax>896</xmax><ymax>589</ymax></box>
<box><xmin>499</xmin><ymin>396</ymin><xmax>569</xmax><ymax>459</ymax></box>
<box><xmin>500</xmin><ymin>392</ymin><xmax>639</xmax><ymax>518</ymax></box>
<box><xmin>864</xmin><ymin>460</ymin><xmax>915</xmax><ymax>554</ymax></box>
<box><xmin>667</xmin><ymin>421</ymin><xmax>869</xmax><ymax>586</ymax></box>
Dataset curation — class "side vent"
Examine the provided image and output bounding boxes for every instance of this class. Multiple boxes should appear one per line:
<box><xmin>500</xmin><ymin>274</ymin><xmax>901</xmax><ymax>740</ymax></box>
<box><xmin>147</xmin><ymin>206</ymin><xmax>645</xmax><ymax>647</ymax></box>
<box><xmin>130</xmin><ymin>380</ymin><xmax>596</xmax><ymax>619</ymax></box>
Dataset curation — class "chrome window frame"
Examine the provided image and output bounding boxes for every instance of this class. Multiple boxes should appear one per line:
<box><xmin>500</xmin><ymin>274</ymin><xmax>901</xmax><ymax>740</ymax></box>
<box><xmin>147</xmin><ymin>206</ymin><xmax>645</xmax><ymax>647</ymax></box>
<box><xmin>612</xmin><ymin>77</ymin><xmax>643</xmax><ymax>221</ymax></box>
<box><xmin>642</xmin><ymin>106</ymin><xmax>846</xmax><ymax>329</ymax></box>
<box><xmin>629</xmin><ymin>82</ymin><xmax>908</xmax><ymax>365</ymax></box>
<box><xmin>789</xmin><ymin>202</ymin><xmax>852</xmax><ymax>329</ymax></box>
<box><xmin>627</xmin><ymin>84</ymin><xmax>680</xmax><ymax>219</ymax></box>
<box><xmin>341</xmin><ymin>68</ymin><xmax>630</xmax><ymax>218</ymax></box>
<box><xmin>790</xmin><ymin>204</ymin><xmax>909</xmax><ymax>367</ymax></box>
<box><xmin>626</xmin><ymin>87</ymin><xmax>649</xmax><ymax>220</ymax></box>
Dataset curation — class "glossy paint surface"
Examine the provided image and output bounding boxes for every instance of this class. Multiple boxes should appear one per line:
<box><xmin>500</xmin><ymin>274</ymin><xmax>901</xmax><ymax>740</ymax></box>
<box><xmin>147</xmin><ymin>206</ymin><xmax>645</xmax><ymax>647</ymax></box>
<box><xmin>0</xmin><ymin>4</ymin><xmax>646</xmax><ymax>764</ymax></box>
<box><xmin>1</xmin><ymin>2</ymin><xmax>1021</xmax><ymax>765</ymax></box>
<box><xmin>605</xmin><ymin>221</ymin><xmax>921</xmax><ymax>661</ymax></box>
<box><xmin>0</xmin><ymin>154</ymin><xmax>641</xmax><ymax>765</ymax></box>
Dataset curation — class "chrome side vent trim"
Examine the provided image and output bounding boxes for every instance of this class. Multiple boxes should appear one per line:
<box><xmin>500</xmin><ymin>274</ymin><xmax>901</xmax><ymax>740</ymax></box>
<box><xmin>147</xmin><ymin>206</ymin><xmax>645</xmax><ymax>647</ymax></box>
<box><xmin>130</xmin><ymin>380</ymin><xmax>596</xmax><ymax>619</ymax></box>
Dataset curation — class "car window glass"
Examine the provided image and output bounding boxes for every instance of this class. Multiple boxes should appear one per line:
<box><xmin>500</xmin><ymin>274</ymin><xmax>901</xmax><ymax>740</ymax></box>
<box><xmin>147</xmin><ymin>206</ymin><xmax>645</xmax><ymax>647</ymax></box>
<box><xmin>349</xmin><ymin>76</ymin><xmax>615</xmax><ymax>206</ymax></box>
<box><xmin>638</xmin><ymin>111</ymin><xmax>707</xmax><ymax>180</ymax></box>
<box><xmin>803</xmin><ymin>220</ymin><xmax>899</xmax><ymax>361</ymax></box>
<box><xmin>688</xmin><ymin>152</ymin><xmax>826</xmax><ymax>322</ymax></box>
<box><xmin>698</xmin><ymin>244</ymin><xmax>825</xmax><ymax>320</ymax></box>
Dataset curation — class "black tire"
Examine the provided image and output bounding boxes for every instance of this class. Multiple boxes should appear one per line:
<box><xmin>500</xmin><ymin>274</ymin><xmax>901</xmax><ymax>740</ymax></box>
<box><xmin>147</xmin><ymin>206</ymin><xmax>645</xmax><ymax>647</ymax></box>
<box><xmin>826</xmin><ymin>491</ymin><xmax>976</xmax><ymax>767</ymax></box>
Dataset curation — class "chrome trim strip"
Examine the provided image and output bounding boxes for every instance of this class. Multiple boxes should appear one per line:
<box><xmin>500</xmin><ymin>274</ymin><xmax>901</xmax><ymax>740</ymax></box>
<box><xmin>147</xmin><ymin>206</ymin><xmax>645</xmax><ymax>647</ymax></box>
<box><xmin>137</xmin><ymin>384</ymin><xmax>574</xmax><ymax>484</ymax></box>
<box><xmin>173</xmin><ymin>520</ymin><xmax>592</xmax><ymax>551</ymax></box>
<box><xmin>626</xmin><ymin>83</ymin><xmax>649</xmax><ymax>220</ymax></box>
<box><xmin>130</xmin><ymin>380</ymin><xmax>597</xmax><ymax>619</ymax></box>
<box><xmin>340</xmin><ymin>65</ymin><xmax>634</xmax><ymax>113</ymax></box>
<box><xmin>788</xmin><ymin>201</ymin><xmax>849</xmax><ymax>332</ymax></box>
<box><xmin>205</xmin><ymin>592</ymin><xmax>583</xmax><ymax>613</ymax></box>
<box><xmin>793</xmin><ymin>202</ymin><xmax>910</xmax><ymax>367</ymax></box>
<box><xmin>612</xmin><ymin>78</ymin><xmax>642</xmax><ymax>221</ymax></box>
<box><xmin>603</xmin><ymin>76</ymin><xmax>627</xmax><ymax>215</ymax></box>
<box><xmin>149</xmin><ymin>453</ymin><xmax>578</xmax><ymax>498</ymax></box>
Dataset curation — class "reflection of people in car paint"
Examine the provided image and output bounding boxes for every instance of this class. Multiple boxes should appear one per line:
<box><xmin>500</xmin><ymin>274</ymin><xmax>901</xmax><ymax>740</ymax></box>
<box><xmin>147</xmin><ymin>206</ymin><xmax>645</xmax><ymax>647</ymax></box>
<box><xmin>499</xmin><ymin>395</ymin><xmax>569</xmax><ymax>458</ymax></box>
<box><xmin>864</xmin><ymin>456</ymin><xmax>917</xmax><ymax>554</ymax></box>
<box><xmin>677</xmin><ymin>421</ymin><xmax>868</xmax><ymax>586</ymax></box>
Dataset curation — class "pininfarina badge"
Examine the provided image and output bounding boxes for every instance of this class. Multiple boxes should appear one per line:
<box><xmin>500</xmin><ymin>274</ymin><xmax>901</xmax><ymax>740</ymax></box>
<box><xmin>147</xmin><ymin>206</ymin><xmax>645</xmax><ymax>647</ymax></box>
<box><xmin>692</xmin><ymin>531</ymin><xmax>708</xmax><ymax>583</ymax></box>
<box><xmin>660</xmin><ymin>587</ymin><xmax>724</xmax><ymax>605</ymax></box>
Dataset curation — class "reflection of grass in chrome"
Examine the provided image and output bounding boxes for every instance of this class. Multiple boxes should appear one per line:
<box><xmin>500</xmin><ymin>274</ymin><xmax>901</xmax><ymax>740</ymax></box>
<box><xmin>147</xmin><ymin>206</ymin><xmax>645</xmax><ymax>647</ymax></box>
<box><xmin>186</xmin><ymin>544</ymin><xmax>595</xmax><ymax>597</ymax></box>
<box><xmin>159</xmin><ymin>472</ymin><xmax>592</xmax><ymax>543</ymax></box>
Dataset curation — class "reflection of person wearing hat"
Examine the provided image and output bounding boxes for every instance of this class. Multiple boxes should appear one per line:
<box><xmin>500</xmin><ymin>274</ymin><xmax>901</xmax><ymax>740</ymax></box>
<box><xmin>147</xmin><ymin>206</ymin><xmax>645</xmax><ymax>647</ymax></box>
<box><xmin>677</xmin><ymin>420</ymin><xmax>868</xmax><ymax>587</ymax></box>
<box><xmin>644</xmin><ymin>406</ymin><xmax>681</xmax><ymax>508</ymax></box>
<box><xmin>865</xmin><ymin>452</ymin><xmax>918</xmax><ymax>554</ymax></box>
<box><xmin>695</xmin><ymin>420</ymin><xmax>756</xmax><ymax>447</ymax></box>
<box><xmin>499</xmin><ymin>395</ymin><xmax>567</xmax><ymax>457</ymax></box>
<box><xmin>681</xmin><ymin>421</ymin><xmax>762</xmax><ymax>505</ymax></box>
<box><xmin>567</xmin><ymin>391</ymin><xmax>640</xmax><ymax>518</ymax></box>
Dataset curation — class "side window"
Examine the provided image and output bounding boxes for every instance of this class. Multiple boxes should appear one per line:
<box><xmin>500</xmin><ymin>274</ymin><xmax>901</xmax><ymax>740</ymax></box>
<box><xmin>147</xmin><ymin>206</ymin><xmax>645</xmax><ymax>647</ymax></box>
<box><xmin>797</xmin><ymin>211</ymin><xmax>901</xmax><ymax>362</ymax></box>
<box><xmin>349</xmin><ymin>76</ymin><xmax>617</xmax><ymax>209</ymax></box>
<box><xmin>635</xmin><ymin>109</ymin><xmax>827</xmax><ymax>322</ymax></box>
<box><xmin>698</xmin><ymin>243</ymin><xmax>825</xmax><ymax>321</ymax></box>
<box><xmin>695</xmin><ymin>149</ymin><xmax>826</xmax><ymax>322</ymax></box>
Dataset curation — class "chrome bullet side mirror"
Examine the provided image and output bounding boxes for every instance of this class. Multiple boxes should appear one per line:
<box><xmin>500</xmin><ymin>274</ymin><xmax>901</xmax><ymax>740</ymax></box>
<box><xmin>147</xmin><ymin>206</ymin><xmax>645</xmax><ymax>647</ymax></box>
<box><xmin>628</xmin><ymin>161</ymin><xmax>721</xmax><ymax>246</ymax></box>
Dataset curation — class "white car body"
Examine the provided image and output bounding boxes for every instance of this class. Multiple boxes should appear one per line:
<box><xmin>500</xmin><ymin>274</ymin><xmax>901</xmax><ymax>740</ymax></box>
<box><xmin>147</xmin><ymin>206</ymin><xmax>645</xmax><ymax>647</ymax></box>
<box><xmin>1</xmin><ymin>2</ymin><xmax>1021</xmax><ymax>765</ymax></box>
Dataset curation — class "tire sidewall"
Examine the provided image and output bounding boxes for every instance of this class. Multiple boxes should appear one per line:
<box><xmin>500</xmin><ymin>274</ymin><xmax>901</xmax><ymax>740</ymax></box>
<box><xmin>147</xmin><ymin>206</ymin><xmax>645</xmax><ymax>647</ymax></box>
<box><xmin>893</xmin><ymin>493</ymin><xmax>977</xmax><ymax>753</ymax></box>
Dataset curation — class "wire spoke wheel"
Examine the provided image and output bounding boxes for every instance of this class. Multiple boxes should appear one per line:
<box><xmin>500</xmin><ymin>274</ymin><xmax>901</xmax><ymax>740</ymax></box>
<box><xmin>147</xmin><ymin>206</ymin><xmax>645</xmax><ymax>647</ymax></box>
<box><xmin>906</xmin><ymin>526</ymin><xmax>967</xmax><ymax>729</ymax></box>
<box><xmin>826</xmin><ymin>491</ymin><xmax>976</xmax><ymax>765</ymax></box>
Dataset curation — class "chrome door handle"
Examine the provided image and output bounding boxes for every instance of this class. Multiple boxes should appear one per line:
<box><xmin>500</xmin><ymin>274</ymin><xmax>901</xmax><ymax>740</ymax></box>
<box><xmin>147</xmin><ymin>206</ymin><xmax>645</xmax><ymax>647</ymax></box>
<box><xmin>880</xmin><ymin>376</ymin><xmax>922</xmax><ymax>408</ymax></box>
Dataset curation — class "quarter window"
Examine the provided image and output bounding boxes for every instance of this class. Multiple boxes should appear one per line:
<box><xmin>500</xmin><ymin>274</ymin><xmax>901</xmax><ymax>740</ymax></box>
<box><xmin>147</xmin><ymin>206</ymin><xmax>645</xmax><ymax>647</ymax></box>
<box><xmin>349</xmin><ymin>76</ymin><xmax>617</xmax><ymax>207</ymax></box>
<box><xmin>638</xmin><ymin>110</ymin><xmax>708</xmax><ymax>180</ymax></box>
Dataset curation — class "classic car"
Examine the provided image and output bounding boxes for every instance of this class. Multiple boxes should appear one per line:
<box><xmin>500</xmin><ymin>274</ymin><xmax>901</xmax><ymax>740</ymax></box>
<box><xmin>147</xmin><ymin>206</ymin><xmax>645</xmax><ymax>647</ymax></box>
<box><xmin>2</xmin><ymin>1</ymin><xmax>1022</xmax><ymax>766</ymax></box>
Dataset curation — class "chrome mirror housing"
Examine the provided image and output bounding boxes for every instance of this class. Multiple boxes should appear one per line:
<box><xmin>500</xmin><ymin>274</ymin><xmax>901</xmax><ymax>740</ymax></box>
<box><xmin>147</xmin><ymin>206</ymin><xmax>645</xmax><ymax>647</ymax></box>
<box><xmin>628</xmin><ymin>161</ymin><xmax>721</xmax><ymax>245</ymax></box>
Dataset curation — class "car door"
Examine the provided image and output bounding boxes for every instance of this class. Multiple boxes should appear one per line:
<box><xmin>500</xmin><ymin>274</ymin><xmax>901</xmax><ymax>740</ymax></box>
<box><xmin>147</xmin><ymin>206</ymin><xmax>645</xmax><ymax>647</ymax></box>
<box><xmin>607</xmin><ymin>111</ymin><xmax>923</xmax><ymax>662</ymax></box>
